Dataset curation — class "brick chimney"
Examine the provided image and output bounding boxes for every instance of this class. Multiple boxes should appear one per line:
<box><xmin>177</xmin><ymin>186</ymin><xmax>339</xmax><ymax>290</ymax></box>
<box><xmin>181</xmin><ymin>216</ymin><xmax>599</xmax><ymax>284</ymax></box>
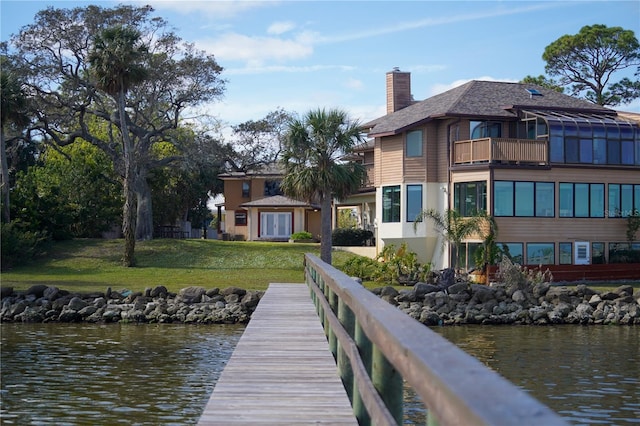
<box><xmin>386</xmin><ymin>67</ymin><xmax>412</xmax><ymax>114</ymax></box>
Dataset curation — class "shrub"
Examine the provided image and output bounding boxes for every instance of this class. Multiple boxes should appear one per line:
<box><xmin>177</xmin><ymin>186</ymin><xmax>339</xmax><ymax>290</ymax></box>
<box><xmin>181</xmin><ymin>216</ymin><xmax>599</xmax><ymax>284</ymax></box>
<box><xmin>332</xmin><ymin>228</ymin><xmax>373</xmax><ymax>246</ymax></box>
<box><xmin>290</xmin><ymin>231</ymin><xmax>314</xmax><ymax>240</ymax></box>
<box><xmin>496</xmin><ymin>255</ymin><xmax>553</xmax><ymax>292</ymax></box>
<box><xmin>1</xmin><ymin>221</ymin><xmax>49</xmax><ymax>270</ymax></box>
<box><xmin>373</xmin><ymin>243</ymin><xmax>431</xmax><ymax>285</ymax></box>
<box><xmin>339</xmin><ymin>255</ymin><xmax>379</xmax><ymax>281</ymax></box>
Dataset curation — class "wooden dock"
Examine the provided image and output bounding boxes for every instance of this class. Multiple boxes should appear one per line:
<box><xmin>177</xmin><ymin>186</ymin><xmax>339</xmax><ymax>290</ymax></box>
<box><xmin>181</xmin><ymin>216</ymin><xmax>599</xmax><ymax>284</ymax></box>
<box><xmin>197</xmin><ymin>283</ymin><xmax>357</xmax><ymax>425</ymax></box>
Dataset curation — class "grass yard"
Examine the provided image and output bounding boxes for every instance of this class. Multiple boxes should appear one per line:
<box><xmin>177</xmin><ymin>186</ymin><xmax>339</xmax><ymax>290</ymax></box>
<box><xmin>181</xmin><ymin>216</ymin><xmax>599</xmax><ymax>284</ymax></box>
<box><xmin>1</xmin><ymin>238</ymin><xmax>358</xmax><ymax>293</ymax></box>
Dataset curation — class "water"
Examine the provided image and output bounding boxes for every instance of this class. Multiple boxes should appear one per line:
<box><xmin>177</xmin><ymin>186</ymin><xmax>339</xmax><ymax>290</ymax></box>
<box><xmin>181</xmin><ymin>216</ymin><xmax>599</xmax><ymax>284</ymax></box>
<box><xmin>0</xmin><ymin>323</ymin><xmax>244</xmax><ymax>425</ymax></box>
<box><xmin>404</xmin><ymin>325</ymin><xmax>640</xmax><ymax>425</ymax></box>
<box><xmin>1</xmin><ymin>324</ymin><xmax>638</xmax><ymax>425</ymax></box>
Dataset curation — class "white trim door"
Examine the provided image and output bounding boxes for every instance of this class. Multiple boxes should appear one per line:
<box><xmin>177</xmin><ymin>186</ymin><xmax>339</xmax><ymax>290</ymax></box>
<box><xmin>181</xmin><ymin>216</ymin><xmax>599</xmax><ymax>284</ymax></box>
<box><xmin>260</xmin><ymin>212</ymin><xmax>292</xmax><ymax>238</ymax></box>
<box><xmin>574</xmin><ymin>242</ymin><xmax>590</xmax><ymax>265</ymax></box>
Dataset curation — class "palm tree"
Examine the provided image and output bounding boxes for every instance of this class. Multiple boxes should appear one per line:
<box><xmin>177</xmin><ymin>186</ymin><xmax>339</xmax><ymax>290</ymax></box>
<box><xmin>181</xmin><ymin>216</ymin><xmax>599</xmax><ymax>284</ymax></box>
<box><xmin>414</xmin><ymin>208</ymin><xmax>484</xmax><ymax>271</ymax></box>
<box><xmin>1</xmin><ymin>68</ymin><xmax>30</xmax><ymax>223</ymax></box>
<box><xmin>280</xmin><ymin>108</ymin><xmax>365</xmax><ymax>264</ymax></box>
<box><xmin>88</xmin><ymin>25</ymin><xmax>148</xmax><ymax>267</ymax></box>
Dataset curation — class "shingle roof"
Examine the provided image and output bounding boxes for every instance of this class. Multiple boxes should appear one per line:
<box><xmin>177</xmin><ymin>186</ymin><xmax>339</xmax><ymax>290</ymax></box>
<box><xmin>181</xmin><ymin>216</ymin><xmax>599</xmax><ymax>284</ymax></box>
<box><xmin>240</xmin><ymin>195</ymin><xmax>319</xmax><ymax>209</ymax></box>
<box><xmin>364</xmin><ymin>80</ymin><xmax>613</xmax><ymax>136</ymax></box>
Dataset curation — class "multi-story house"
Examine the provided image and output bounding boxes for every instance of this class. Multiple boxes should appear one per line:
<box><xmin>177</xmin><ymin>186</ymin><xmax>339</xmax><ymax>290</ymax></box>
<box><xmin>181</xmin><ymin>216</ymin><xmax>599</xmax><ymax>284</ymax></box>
<box><xmin>363</xmin><ymin>68</ymin><xmax>640</xmax><ymax>272</ymax></box>
<box><xmin>218</xmin><ymin>164</ymin><xmax>321</xmax><ymax>241</ymax></box>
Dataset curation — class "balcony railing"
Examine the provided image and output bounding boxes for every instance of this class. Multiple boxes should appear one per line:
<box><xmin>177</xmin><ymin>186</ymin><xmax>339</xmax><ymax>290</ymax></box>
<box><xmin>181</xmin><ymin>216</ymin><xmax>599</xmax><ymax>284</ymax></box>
<box><xmin>453</xmin><ymin>138</ymin><xmax>548</xmax><ymax>165</ymax></box>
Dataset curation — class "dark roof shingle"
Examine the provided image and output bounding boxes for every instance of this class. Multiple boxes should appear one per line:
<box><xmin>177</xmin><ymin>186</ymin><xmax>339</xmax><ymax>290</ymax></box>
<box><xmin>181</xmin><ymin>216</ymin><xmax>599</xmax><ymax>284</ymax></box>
<box><xmin>365</xmin><ymin>80</ymin><xmax>613</xmax><ymax>136</ymax></box>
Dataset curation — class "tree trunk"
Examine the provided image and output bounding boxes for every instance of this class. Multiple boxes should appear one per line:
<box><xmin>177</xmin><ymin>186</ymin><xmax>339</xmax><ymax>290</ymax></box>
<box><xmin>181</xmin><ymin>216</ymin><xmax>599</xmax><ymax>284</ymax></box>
<box><xmin>118</xmin><ymin>90</ymin><xmax>136</xmax><ymax>267</ymax></box>
<box><xmin>320</xmin><ymin>195</ymin><xmax>332</xmax><ymax>264</ymax></box>
<box><xmin>135</xmin><ymin>170</ymin><xmax>153</xmax><ymax>241</ymax></box>
<box><xmin>0</xmin><ymin>129</ymin><xmax>10</xmax><ymax>223</ymax></box>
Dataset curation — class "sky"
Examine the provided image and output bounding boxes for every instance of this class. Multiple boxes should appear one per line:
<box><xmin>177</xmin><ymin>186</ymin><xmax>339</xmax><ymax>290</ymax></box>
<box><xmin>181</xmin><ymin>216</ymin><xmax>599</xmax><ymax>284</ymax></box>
<box><xmin>2</xmin><ymin>0</ymin><xmax>640</xmax><ymax>133</ymax></box>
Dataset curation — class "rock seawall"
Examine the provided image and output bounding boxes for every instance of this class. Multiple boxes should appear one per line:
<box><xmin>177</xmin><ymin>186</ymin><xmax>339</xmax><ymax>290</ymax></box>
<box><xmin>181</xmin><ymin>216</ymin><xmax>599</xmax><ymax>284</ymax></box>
<box><xmin>0</xmin><ymin>285</ymin><xmax>263</xmax><ymax>324</ymax></box>
<box><xmin>373</xmin><ymin>281</ymin><xmax>640</xmax><ymax>325</ymax></box>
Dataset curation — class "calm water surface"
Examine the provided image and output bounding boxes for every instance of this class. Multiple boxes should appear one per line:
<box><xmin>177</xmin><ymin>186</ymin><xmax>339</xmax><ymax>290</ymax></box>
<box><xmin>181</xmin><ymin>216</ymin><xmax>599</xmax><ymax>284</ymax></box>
<box><xmin>405</xmin><ymin>325</ymin><xmax>640</xmax><ymax>425</ymax></box>
<box><xmin>0</xmin><ymin>323</ymin><xmax>244</xmax><ymax>425</ymax></box>
<box><xmin>1</xmin><ymin>323</ymin><xmax>639</xmax><ymax>425</ymax></box>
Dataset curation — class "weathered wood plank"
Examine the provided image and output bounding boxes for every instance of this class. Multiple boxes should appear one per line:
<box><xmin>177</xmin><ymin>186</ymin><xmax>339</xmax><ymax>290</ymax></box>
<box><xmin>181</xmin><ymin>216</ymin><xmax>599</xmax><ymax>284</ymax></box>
<box><xmin>198</xmin><ymin>283</ymin><xmax>357</xmax><ymax>425</ymax></box>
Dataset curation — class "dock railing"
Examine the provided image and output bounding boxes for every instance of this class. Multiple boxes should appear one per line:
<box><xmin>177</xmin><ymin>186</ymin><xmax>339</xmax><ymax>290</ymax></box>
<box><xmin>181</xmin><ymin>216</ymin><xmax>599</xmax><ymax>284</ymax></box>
<box><xmin>304</xmin><ymin>253</ymin><xmax>569</xmax><ymax>426</ymax></box>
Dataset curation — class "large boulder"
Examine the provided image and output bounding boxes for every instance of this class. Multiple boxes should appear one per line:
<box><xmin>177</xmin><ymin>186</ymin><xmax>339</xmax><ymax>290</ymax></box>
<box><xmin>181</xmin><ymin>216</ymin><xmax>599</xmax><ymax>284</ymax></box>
<box><xmin>176</xmin><ymin>286</ymin><xmax>206</xmax><ymax>304</ymax></box>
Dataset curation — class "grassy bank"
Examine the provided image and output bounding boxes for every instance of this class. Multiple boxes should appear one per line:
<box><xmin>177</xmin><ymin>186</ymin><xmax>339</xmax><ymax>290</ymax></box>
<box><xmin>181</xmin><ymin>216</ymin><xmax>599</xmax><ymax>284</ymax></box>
<box><xmin>1</xmin><ymin>238</ymin><xmax>357</xmax><ymax>293</ymax></box>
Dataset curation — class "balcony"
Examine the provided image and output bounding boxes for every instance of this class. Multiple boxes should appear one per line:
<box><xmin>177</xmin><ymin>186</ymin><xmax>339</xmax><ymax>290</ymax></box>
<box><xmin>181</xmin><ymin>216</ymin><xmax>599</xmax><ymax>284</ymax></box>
<box><xmin>453</xmin><ymin>138</ymin><xmax>548</xmax><ymax>166</ymax></box>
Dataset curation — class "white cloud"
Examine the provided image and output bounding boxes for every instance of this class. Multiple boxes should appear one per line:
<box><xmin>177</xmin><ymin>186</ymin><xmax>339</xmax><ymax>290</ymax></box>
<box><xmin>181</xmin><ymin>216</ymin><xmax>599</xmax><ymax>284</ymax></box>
<box><xmin>195</xmin><ymin>33</ymin><xmax>313</xmax><ymax>66</ymax></box>
<box><xmin>267</xmin><ymin>21</ymin><xmax>296</xmax><ymax>35</ymax></box>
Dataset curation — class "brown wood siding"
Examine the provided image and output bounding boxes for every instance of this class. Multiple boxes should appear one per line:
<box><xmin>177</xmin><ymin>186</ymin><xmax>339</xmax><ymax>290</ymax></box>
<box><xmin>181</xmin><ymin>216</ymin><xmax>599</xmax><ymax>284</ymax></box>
<box><xmin>376</xmin><ymin>135</ymin><xmax>403</xmax><ymax>185</ymax></box>
<box><xmin>404</xmin><ymin>126</ymin><xmax>428</xmax><ymax>181</ymax></box>
<box><xmin>488</xmin><ymin>167</ymin><xmax>639</xmax><ymax>262</ymax></box>
<box><xmin>223</xmin><ymin>178</ymin><xmax>269</xmax><ymax>210</ymax></box>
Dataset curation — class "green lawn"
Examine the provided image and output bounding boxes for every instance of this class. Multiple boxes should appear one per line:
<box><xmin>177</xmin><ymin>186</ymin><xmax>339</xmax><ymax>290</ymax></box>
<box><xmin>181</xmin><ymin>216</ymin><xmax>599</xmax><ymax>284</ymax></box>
<box><xmin>1</xmin><ymin>238</ymin><xmax>358</xmax><ymax>293</ymax></box>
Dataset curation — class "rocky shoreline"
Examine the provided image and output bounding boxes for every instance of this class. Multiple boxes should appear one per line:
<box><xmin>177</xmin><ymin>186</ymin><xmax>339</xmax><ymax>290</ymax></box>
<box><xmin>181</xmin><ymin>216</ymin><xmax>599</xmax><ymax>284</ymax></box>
<box><xmin>0</xmin><ymin>285</ymin><xmax>264</xmax><ymax>324</ymax></box>
<box><xmin>1</xmin><ymin>280</ymin><xmax>639</xmax><ymax>325</ymax></box>
<box><xmin>373</xmin><ymin>281</ymin><xmax>640</xmax><ymax>326</ymax></box>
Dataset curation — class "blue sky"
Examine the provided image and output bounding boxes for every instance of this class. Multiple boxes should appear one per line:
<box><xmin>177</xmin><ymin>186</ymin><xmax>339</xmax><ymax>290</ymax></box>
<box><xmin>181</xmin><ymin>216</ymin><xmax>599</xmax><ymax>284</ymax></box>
<box><xmin>2</xmin><ymin>0</ymin><xmax>640</xmax><ymax>131</ymax></box>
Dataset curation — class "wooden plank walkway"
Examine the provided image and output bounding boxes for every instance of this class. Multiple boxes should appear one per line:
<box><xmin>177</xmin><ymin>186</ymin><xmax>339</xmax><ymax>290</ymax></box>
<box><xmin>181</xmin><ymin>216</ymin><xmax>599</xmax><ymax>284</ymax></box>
<box><xmin>198</xmin><ymin>283</ymin><xmax>357</xmax><ymax>425</ymax></box>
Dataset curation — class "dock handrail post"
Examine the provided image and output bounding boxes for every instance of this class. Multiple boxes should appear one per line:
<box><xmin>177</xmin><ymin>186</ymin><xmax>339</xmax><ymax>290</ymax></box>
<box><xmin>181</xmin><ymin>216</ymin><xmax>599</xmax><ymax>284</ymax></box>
<box><xmin>328</xmin><ymin>288</ymin><xmax>339</xmax><ymax>357</ymax></box>
<box><xmin>337</xmin><ymin>298</ymin><xmax>355</xmax><ymax>401</ymax></box>
<box><xmin>372</xmin><ymin>346</ymin><xmax>403</xmax><ymax>424</ymax></box>
<box><xmin>353</xmin><ymin>321</ymin><xmax>373</xmax><ymax>426</ymax></box>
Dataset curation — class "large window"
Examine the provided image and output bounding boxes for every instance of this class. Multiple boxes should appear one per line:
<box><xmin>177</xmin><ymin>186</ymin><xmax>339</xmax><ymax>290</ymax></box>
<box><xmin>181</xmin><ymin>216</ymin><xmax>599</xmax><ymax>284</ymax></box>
<box><xmin>382</xmin><ymin>185</ymin><xmax>401</xmax><ymax>223</ymax></box>
<box><xmin>235</xmin><ymin>210</ymin><xmax>247</xmax><ymax>226</ymax></box>
<box><xmin>493</xmin><ymin>181</ymin><xmax>554</xmax><ymax>217</ymax></box>
<box><xmin>406</xmin><ymin>185</ymin><xmax>423</xmax><ymax>222</ymax></box>
<box><xmin>406</xmin><ymin>130</ymin><xmax>423</xmax><ymax>157</ymax></box>
<box><xmin>454</xmin><ymin>181</ymin><xmax>487</xmax><ymax>216</ymax></box>
<box><xmin>608</xmin><ymin>184</ymin><xmax>640</xmax><ymax>217</ymax></box>
<box><xmin>470</xmin><ymin>121</ymin><xmax>502</xmax><ymax>139</ymax></box>
<box><xmin>526</xmin><ymin>243</ymin><xmax>554</xmax><ymax>265</ymax></box>
<box><xmin>559</xmin><ymin>183</ymin><xmax>604</xmax><ymax>218</ymax></box>
<box><xmin>531</xmin><ymin>110</ymin><xmax>640</xmax><ymax>166</ymax></box>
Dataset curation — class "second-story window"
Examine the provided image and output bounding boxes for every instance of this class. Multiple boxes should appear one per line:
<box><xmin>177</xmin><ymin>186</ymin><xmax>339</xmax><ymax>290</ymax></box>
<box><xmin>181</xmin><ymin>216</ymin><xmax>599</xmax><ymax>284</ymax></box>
<box><xmin>406</xmin><ymin>130</ymin><xmax>423</xmax><ymax>157</ymax></box>
<box><xmin>242</xmin><ymin>181</ymin><xmax>250</xmax><ymax>198</ymax></box>
<box><xmin>264</xmin><ymin>180</ymin><xmax>282</xmax><ymax>196</ymax></box>
<box><xmin>470</xmin><ymin>121</ymin><xmax>502</xmax><ymax>139</ymax></box>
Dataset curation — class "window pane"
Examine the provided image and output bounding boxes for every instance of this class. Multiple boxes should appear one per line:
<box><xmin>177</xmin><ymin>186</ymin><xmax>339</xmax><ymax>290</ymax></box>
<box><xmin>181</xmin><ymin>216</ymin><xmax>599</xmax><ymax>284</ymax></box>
<box><xmin>500</xmin><ymin>243</ymin><xmax>523</xmax><ymax>264</ymax></box>
<box><xmin>608</xmin><ymin>184</ymin><xmax>621</xmax><ymax>217</ymax></box>
<box><xmin>565</xmin><ymin>138</ymin><xmax>579</xmax><ymax>163</ymax></box>
<box><xmin>494</xmin><ymin>181</ymin><xmax>514</xmax><ymax>216</ymax></box>
<box><xmin>464</xmin><ymin>182</ymin><xmax>477</xmax><ymax>216</ymax></box>
<box><xmin>621</xmin><ymin>184</ymin><xmax>633</xmax><ymax>217</ymax></box>
<box><xmin>574</xmin><ymin>183</ymin><xmax>589</xmax><ymax>217</ymax></box>
<box><xmin>527</xmin><ymin>243</ymin><xmax>554</xmax><ymax>265</ymax></box>
<box><xmin>406</xmin><ymin>130</ymin><xmax>422</xmax><ymax>157</ymax></box>
<box><xmin>608</xmin><ymin>140</ymin><xmax>621</xmax><ymax>164</ymax></box>
<box><xmin>406</xmin><ymin>185</ymin><xmax>422</xmax><ymax>222</ymax></box>
<box><xmin>559</xmin><ymin>183</ymin><xmax>573</xmax><ymax>217</ymax></box>
<box><xmin>579</xmin><ymin>139</ymin><xmax>593</xmax><ymax>163</ymax></box>
<box><xmin>382</xmin><ymin>186</ymin><xmax>401</xmax><ymax>222</ymax></box>
<box><xmin>592</xmin><ymin>242</ymin><xmax>605</xmax><ymax>264</ymax></box>
<box><xmin>621</xmin><ymin>141</ymin><xmax>634</xmax><ymax>165</ymax></box>
<box><xmin>535</xmin><ymin>182</ymin><xmax>554</xmax><ymax>217</ymax></box>
<box><xmin>559</xmin><ymin>242</ymin><xmax>572</xmax><ymax>264</ymax></box>
<box><xmin>590</xmin><ymin>184</ymin><xmax>604</xmax><ymax>217</ymax></box>
<box><xmin>593</xmin><ymin>138</ymin><xmax>607</xmax><ymax>164</ymax></box>
<box><xmin>242</xmin><ymin>182</ymin><xmax>250</xmax><ymax>198</ymax></box>
<box><xmin>515</xmin><ymin>182</ymin><xmax>534</xmax><ymax>216</ymax></box>
<box><xmin>635</xmin><ymin>185</ymin><xmax>640</xmax><ymax>214</ymax></box>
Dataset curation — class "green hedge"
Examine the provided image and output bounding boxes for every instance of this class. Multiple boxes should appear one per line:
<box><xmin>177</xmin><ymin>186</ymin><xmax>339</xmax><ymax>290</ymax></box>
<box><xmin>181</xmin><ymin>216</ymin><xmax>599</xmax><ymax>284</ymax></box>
<box><xmin>332</xmin><ymin>228</ymin><xmax>373</xmax><ymax>246</ymax></box>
